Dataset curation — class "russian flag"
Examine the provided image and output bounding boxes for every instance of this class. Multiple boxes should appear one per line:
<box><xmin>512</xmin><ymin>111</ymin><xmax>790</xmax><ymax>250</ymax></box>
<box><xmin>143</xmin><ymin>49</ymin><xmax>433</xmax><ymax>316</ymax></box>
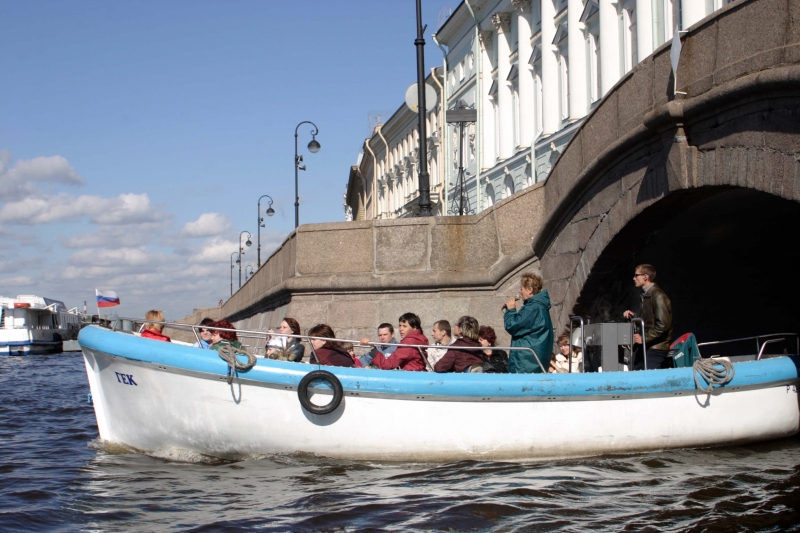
<box><xmin>96</xmin><ymin>289</ymin><xmax>121</xmax><ymax>308</ymax></box>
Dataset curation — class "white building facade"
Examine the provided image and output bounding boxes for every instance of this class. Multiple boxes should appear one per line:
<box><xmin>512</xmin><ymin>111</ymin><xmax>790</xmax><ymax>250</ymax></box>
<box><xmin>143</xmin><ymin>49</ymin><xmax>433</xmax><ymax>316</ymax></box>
<box><xmin>345</xmin><ymin>70</ymin><xmax>446</xmax><ymax>221</ymax></box>
<box><xmin>346</xmin><ymin>0</ymin><xmax>735</xmax><ymax>220</ymax></box>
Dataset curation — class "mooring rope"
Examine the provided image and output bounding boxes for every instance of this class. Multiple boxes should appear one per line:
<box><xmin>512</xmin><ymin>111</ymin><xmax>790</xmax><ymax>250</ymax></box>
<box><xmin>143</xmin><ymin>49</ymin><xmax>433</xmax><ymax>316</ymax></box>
<box><xmin>693</xmin><ymin>357</ymin><xmax>735</xmax><ymax>394</ymax></box>
<box><xmin>217</xmin><ymin>343</ymin><xmax>257</xmax><ymax>384</ymax></box>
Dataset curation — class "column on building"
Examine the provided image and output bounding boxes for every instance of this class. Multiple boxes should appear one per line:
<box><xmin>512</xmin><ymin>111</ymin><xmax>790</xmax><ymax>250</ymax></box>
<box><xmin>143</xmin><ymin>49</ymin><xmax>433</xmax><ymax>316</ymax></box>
<box><xmin>513</xmin><ymin>0</ymin><xmax>533</xmax><ymax>149</ymax></box>
<box><xmin>493</xmin><ymin>12</ymin><xmax>513</xmax><ymax>160</ymax></box>
<box><xmin>567</xmin><ymin>0</ymin><xmax>587</xmax><ymax>121</ymax></box>
<box><xmin>541</xmin><ymin>0</ymin><xmax>559</xmax><ymax>135</ymax></box>
<box><xmin>636</xmin><ymin>0</ymin><xmax>653</xmax><ymax>61</ymax></box>
<box><xmin>479</xmin><ymin>29</ymin><xmax>496</xmax><ymax>167</ymax></box>
<box><xmin>599</xmin><ymin>0</ymin><xmax>620</xmax><ymax>95</ymax></box>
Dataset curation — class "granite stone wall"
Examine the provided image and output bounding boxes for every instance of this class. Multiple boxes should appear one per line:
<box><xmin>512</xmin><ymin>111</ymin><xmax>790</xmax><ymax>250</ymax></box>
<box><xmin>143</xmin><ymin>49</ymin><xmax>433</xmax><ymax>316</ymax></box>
<box><xmin>222</xmin><ymin>183</ymin><xmax>547</xmax><ymax>347</ymax></box>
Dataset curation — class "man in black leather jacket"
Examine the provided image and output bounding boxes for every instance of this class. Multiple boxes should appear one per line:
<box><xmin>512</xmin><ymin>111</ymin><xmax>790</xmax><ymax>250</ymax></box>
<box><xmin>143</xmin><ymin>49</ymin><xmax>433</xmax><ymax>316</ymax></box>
<box><xmin>624</xmin><ymin>264</ymin><xmax>673</xmax><ymax>370</ymax></box>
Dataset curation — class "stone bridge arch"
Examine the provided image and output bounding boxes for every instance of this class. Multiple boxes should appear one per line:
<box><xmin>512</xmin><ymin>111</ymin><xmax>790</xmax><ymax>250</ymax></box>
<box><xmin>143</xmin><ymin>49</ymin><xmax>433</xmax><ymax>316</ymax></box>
<box><xmin>533</xmin><ymin>0</ymin><xmax>800</xmax><ymax>339</ymax></box>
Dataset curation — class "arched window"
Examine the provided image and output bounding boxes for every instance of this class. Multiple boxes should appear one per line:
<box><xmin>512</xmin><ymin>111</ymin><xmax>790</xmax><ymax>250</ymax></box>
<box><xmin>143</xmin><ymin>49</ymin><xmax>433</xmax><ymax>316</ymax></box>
<box><xmin>486</xmin><ymin>184</ymin><xmax>496</xmax><ymax>207</ymax></box>
<box><xmin>504</xmin><ymin>176</ymin><xmax>515</xmax><ymax>199</ymax></box>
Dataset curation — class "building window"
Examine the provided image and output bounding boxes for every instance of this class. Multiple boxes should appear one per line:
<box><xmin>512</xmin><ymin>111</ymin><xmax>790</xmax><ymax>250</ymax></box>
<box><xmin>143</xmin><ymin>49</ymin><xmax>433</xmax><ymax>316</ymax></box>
<box><xmin>558</xmin><ymin>49</ymin><xmax>569</xmax><ymax>122</ymax></box>
<box><xmin>512</xmin><ymin>84</ymin><xmax>520</xmax><ymax>148</ymax></box>
<box><xmin>620</xmin><ymin>2</ymin><xmax>637</xmax><ymax>75</ymax></box>
<box><xmin>486</xmin><ymin>184</ymin><xmax>495</xmax><ymax>207</ymax></box>
<box><xmin>531</xmin><ymin>0</ymin><xmax>541</xmax><ymax>33</ymax></box>
<box><xmin>504</xmin><ymin>176</ymin><xmax>515</xmax><ymax>198</ymax></box>
<box><xmin>493</xmin><ymin>98</ymin><xmax>500</xmax><ymax>161</ymax></box>
<box><xmin>653</xmin><ymin>0</ymin><xmax>674</xmax><ymax>48</ymax></box>
<box><xmin>534</xmin><ymin>63</ymin><xmax>543</xmax><ymax>138</ymax></box>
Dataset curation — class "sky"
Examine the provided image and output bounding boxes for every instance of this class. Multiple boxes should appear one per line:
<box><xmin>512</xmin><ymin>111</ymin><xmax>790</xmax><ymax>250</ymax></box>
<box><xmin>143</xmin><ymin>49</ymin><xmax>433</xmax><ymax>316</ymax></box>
<box><xmin>0</xmin><ymin>0</ymin><xmax>455</xmax><ymax>318</ymax></box>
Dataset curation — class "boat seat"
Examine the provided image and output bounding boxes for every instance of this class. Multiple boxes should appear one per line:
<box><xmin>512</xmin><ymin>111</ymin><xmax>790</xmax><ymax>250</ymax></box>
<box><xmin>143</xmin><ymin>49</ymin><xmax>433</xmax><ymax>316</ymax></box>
<box><xmin>668</xmin><ymin>333</ymin><xmax>700</xmax><ymax>368</ymax></box>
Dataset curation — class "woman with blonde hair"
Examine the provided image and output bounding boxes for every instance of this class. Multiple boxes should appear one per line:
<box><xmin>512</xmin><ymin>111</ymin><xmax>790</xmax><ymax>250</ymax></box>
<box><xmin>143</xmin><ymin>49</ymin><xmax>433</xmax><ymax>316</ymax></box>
<box><xmin>141</xmin><ymin>310</ymin><xmax>171</xmax><ymax>343</ymax></box>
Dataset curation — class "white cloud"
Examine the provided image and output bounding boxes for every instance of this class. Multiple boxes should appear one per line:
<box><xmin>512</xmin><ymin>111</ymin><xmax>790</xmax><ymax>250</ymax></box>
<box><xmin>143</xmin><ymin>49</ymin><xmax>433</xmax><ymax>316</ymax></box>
<box><xmin>189</xmin><ymin>236</ymin><xmax>240</xmax><ymax>264</ymax></box>
<box><xmin>0</xmin><ymin>276</ymin><xmax>35</xmax><ymax>288</ymax></box>
<box><xmin>180</xmin><ymin>212</ymin><xmax>232</xmax><ymax>238</ymax></box>
<box><xmin>0</xmin><ymin>151</ymin><xmax>84</xmax><ymax>202</ymax></box>
<box><xmin>0</xmin><ymin>192</ymin><xmax>170</xmax><ymax>226</ymax></box>
<box><xmin>62</xmin><ymin>223</ymin><xmax>164</xmax><ymax>249</ymax></box>
<box><xmin>68</xmin><ymin>247</ymin><xmax>159</xmax><ymax>267</ymax></box>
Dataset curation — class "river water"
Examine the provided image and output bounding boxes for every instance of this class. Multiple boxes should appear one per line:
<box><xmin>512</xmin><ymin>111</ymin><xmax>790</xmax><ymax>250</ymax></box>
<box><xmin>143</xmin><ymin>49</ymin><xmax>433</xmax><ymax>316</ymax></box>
<box><xmin>1</xmin><ymin>352</ymin><xmax>799</xmax><ymax>532</ymax></box>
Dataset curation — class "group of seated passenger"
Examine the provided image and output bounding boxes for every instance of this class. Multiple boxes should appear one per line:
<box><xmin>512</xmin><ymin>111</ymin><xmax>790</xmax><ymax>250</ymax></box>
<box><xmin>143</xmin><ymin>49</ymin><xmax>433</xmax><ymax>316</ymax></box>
<box><xmin>148</xmin><ymin>310</ymin><xmax>511</xmax><ymax>374</ymax></box>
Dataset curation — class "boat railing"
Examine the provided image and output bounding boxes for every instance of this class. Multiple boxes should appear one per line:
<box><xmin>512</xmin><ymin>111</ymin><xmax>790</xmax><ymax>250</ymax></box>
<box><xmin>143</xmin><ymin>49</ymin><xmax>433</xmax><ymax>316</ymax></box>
<box><xmin>105</xmin><ymin>317</ymin><xmax>546</xmax><ymax>373</ymax></box>
<box><xmin>697</xmin><ymin>332</ymin><xmax>798</xmax><ymax>359</ymax></box>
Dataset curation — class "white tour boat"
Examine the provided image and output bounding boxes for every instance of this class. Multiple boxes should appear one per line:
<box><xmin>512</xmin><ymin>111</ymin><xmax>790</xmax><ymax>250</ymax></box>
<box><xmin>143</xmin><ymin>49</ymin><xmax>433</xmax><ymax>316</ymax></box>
<box><xmin>78</xmin><ymin>320</ymin><xmax>800</xmax><ymax>462</ymax></box>
<box><xmin>1</xmin><ymin>295</ymin><xmax>82</xmax><ymax>356</ymax></box>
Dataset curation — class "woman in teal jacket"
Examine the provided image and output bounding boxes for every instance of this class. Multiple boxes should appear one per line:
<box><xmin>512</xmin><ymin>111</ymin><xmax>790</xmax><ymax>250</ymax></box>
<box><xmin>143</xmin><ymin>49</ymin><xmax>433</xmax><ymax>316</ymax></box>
<box><xmin>503</xmin><ymin>273</ymin><xmax>553</xmax><ymax>373</ymax></box>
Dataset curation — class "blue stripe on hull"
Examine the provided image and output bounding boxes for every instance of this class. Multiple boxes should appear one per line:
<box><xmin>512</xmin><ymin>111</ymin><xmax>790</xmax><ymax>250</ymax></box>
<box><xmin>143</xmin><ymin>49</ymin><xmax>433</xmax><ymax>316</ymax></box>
<box><xmin>78</xmin><ymin>326</ymin><xmax>800</xmax><ymax>399</ymax></box>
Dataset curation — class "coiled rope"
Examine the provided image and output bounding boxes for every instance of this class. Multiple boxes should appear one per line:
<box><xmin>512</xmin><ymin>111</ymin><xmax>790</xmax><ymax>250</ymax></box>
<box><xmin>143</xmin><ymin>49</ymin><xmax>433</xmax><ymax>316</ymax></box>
<box><xmin>217</xmin><ymin>343</ymin><xmax>257</xmax><ymax>384</ymax></box>
<box><xmin>693</xmin><ymin>357</ymin><xmax>735</xmax><ymax>394</ymax></box>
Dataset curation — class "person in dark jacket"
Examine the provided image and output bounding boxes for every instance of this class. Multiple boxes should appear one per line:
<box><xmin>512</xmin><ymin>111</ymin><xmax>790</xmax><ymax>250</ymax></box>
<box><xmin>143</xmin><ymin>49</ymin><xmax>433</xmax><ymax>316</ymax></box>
<box><xmin>372</xmin><ymin>313</ymin><xmax>428</xmax><ymax>371</ymax></box>
<box><xmin>503</xmin><ymin>273</ymin><xmax>552</xmax><ymax>373</ymax></box>
<box><xmin>307</xmin><ymin>324</ymin><xmax>354</xmax><ymax>367</ymax></box>
<box><xmin>624</xmin><ymin>264</ymin><xmax>673</xmax><ymax>370</ymax></box>
<box><xmin>478</xmin><ymin>325</ymin><xmax>508</xmax><ymax>373</ymax></box>
<box><xmin>209</xmin><ymin>319</ymin><xmax>242</xmax><ymax>351</ymax></box>
<box><xmin>435</xmin><ymin>316</ymin><xmax>485</xmax><ymax>373</ymax></box>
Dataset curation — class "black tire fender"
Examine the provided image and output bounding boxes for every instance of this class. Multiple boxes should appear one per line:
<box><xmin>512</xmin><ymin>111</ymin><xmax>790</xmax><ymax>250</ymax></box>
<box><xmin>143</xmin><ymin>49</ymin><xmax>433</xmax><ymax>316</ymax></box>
<box><xmin>297</xmin><ymin>370</ymin><xmax>343</xmax><ymax>415</ymax></box>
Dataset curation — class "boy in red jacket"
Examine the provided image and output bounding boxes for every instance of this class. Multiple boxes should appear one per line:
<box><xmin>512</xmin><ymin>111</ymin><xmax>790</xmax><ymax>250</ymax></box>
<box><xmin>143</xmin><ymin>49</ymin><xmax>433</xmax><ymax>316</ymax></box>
<box><xmin>371</xmin><ymin>313</ymin><xmax>429</xmax><ymax>371</ymax></box>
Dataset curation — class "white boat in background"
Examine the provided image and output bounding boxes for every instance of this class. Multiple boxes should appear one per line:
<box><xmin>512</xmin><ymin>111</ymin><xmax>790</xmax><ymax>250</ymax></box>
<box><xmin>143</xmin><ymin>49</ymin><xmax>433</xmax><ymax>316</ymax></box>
<box><xmin>0</xmin><ymin>295</ymin><xmax>82</xmax><ymax>355</ymax></box>
<box><xmin>79</xmin><ymin>322</ymin><xmax>800</xmax><ymax>462</ymax></box>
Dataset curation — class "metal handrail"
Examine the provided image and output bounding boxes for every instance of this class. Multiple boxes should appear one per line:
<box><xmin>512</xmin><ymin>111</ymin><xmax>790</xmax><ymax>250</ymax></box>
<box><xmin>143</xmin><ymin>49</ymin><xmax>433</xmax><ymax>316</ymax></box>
<box><xmin>698</xmin><ymin>332</ymin><xmax>798</xmax><ymax>358</ymax></box>
<box><xmin>568</xmin><ymin>316</ymin><xmax>585</xmax><ymax>373</ymax></box>
<box><xmin>757</xmin><ymin>338</ymin><xmax>785</xmax><ymax>360</ymax></box>
<box><xmin>632</xmin><ymin>318</ymin><xmax>647</xmax><ymax>370</ymax></box>
<box><xmin>104</xmin><ymin>317</ymin><xmax>546</xmax><ymax>373</ymax></box>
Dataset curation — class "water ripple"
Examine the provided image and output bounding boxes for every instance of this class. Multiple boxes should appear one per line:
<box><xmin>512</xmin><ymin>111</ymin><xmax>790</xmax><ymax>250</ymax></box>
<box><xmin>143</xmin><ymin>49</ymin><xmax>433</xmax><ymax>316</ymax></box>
<box><xmin>1</xmin><ymin>353</ymin><xmax>799</xmax><ymax>532</ymax></box>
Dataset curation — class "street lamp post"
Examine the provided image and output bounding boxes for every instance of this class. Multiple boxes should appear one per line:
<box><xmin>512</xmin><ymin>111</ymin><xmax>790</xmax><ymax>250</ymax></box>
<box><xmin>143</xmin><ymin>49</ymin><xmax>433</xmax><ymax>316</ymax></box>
<box><xmin>230</xmin><ymin>252</ymin><xmax>240</xmax><ymax>296</ymax></box>
<box><xmin>257</xmin><ymin>194</ymin><xmax>275</xmax><ymax>267</ymax></box>
<box><xmin>414</xmin><ymin>0</ymin><xmax>432</xmax><ymax>216</ymax></box>
<box><xmin>294</xmin><ymin>121</ymin><xmax>321</xmax><ymax>228</ymax></box>
<box><xmin>245</xmin><ymin>265</ymin><xmax>254</xmax><ymax>279</ymax></box>
<box><xmin>239</xmin><ymin>231</ymin><xmax>252</xmax><ymax>289</ymax></box>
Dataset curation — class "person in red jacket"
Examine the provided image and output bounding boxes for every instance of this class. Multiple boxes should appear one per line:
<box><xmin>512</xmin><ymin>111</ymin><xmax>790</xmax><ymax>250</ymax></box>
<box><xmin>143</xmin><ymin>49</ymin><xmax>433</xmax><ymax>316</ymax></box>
<box><xmin>141</xmin><ymin>309</ymin><xmax>171</xmax><ymax>342</ymax></box>
<box><xmin>307</xmin><ymin>324</ymin><xmax>355</xmax><ymax>367</ymax></box>
<box><xmin>372</xmin><ymin>313</ymin><xmax>428</xmax><ymax>371</ymax></box>
<box><xmin>434</xmin><ymin>316</ymin><xmax>485</xmax><ymax>372</ymax></box>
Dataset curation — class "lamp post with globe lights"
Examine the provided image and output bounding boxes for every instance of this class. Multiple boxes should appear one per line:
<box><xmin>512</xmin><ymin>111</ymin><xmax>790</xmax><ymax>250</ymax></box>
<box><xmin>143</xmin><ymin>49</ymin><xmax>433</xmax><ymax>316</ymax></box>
<box><xmin>230</xmin><ymin>252</ymin><xmax>240</xmax><ymax>296</ymax></box>
<box><xmin>239</xmin><ymin>231</ymin><xmax>252</xmax><ymax>289</ymax></box>
<box><xmin>294</xmin><ymin>121</ymin><xmax>321</xmax><ymax>228</ymax></box>
<box><xmin>257</xmin><ymin>194</ymin><xmax>275</xmax><ymax>268</ymax></box>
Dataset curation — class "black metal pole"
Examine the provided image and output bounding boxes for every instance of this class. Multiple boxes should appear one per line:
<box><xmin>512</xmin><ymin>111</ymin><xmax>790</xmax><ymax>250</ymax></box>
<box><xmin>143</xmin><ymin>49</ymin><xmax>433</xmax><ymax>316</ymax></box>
<box><xmin>257</xmin><ymin>194</ymin><xmax>273</xmax><ymax>267</ymax></box>
<box><xmin>230</xmin><ymin>252</ymin><xmax>238</xmax><ymax>296</ymax></box>
<box><xmin>294</xmin><ymin>121</ymin><xmax>319</xmax><ymax>228</ymax></box>
<box><xmin>294</xmin><ymin>130</ymin><xmax>300</xmax><ymax>228</ymax></box>
<box><xmin>415</xmin><ymin>0</ymin><xmax>432</xmax><ymax>216</ymax></box>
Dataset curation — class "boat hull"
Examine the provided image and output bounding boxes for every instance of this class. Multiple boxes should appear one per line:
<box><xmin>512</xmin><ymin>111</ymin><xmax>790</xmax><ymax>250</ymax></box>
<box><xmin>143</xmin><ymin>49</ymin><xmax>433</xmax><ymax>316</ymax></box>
<box><xmin>80</xmin><ymin>326</ymin><xmax>800</xmax><ymax>462</ymax></box>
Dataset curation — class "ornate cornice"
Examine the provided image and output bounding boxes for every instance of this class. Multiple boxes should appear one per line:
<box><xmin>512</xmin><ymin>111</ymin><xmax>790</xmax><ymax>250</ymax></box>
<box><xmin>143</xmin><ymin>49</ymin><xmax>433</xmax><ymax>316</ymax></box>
<box><xmin>491</xmin><ymin>12</ymin><xmax>511</xmax><ymax>34</ymax></box>
<box><xmin>511</xmin><ymin>0</ymin><xmax>531</xmax><ymax>13</ymax></box>
<box><xmin>478</xmin><ymin>30</ymin><xmax>494</xmax><ymax>53</ymax></box>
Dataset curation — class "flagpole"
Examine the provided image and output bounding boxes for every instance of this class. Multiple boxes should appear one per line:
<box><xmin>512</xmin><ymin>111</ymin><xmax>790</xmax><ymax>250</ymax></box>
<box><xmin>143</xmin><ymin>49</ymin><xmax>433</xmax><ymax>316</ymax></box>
<box><xmin>95</xmin><ymin>289</ymin><xmax>100</xmax><ymax>318</ymax></box>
